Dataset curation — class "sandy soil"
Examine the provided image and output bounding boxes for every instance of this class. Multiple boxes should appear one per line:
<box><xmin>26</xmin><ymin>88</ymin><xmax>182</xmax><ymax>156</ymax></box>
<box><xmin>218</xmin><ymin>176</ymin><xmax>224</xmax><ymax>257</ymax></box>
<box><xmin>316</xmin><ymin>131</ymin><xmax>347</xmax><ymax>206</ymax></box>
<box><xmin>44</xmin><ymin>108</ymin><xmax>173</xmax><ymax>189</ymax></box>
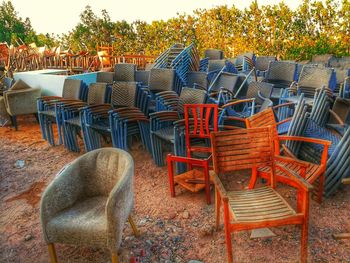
<box><xmin>0</xmin><ymin>116</ymin><xmax>349</xmax><ymax>263</ymax></box>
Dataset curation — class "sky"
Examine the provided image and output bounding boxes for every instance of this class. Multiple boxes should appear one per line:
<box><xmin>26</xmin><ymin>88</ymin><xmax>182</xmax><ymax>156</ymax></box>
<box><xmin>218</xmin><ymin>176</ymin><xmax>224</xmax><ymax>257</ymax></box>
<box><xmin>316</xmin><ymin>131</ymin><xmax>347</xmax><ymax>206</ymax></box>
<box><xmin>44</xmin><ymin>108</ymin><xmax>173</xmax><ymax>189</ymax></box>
<box><xmin>10</xmin><ymin>0</ymin><xmax>303</xmax><ymax>35</ymax></box>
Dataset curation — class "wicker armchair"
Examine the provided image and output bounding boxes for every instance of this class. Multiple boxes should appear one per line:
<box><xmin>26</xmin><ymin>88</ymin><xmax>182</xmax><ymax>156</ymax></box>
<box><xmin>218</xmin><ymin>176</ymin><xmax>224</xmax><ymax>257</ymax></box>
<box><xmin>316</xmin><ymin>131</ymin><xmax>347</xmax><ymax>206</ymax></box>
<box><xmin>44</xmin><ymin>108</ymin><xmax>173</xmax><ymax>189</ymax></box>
<box><xmin>2</xmin><ymin>79</ymin><xmax>41</xmax><ymax>130</ymax></box>
<box><xmin>40</xmin><ymin>148</ymin><xmax>138</xmax><ymax>263</ymax></box>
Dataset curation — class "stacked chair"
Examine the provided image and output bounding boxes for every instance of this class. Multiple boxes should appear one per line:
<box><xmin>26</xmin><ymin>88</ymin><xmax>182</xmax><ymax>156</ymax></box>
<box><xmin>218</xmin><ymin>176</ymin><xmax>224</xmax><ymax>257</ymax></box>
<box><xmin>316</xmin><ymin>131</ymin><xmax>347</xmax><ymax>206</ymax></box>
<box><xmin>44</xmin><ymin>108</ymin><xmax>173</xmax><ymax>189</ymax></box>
<box><xmin>150</xmin><ymin>88</ymin><xmax>207</xmax><ymax>167</ymax></box>
<box><xmin>60</xmin><ymin>83</ymin><xmax>108</xmax><ymax>152</ymax></box>
<box><xmin>38</xmin><ymin>78</ymin><xmax>83</xmax><ymax>145</ymax></box>
<box><xmin>81</xmin><ymin>81</ymin><xmax>150</xmax><ymax>152</ymax></box>
<box><xmin>261</xmin><ymin>61</ymin><xmax>297</xmax><ymax>102</ymax></box>
<box><xmin>255</xmin><ymin>56</ymin><xmax>276</xmax><ymax>78</ymax></box>
<box><xmin>283</xmin><ymin>65</ymin><xmax>334</xmax><ymax>105</ymax></box>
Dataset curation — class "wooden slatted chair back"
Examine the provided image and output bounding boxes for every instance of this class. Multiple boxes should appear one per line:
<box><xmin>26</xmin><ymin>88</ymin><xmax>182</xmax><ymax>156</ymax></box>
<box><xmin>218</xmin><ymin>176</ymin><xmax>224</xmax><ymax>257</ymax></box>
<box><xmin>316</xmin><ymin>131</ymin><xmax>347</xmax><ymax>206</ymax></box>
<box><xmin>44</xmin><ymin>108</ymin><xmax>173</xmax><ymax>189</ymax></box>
<box><xmin>184</xmin><ymin>104</ymin><xmax>218</xmax><ymax>155</ymax></box>
<box><xmin>210</xmin><ymin>126</ymin><xmax>275</xmax><ymax>177</ymax></box>
<box><xmin>246</xmin><ymin>108</ymin><xmax>280</xmax><ymax>154</ymax></box>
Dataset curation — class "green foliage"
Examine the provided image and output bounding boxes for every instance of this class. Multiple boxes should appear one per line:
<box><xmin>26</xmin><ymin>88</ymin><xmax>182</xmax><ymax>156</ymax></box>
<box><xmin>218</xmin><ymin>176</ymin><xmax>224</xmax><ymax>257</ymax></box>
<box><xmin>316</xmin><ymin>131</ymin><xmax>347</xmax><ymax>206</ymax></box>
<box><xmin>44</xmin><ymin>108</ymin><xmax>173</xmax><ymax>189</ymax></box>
<box><xmin>2</xmin><ymin>0</ymin><xmax>350</xmax><ymax>60</ymax></box>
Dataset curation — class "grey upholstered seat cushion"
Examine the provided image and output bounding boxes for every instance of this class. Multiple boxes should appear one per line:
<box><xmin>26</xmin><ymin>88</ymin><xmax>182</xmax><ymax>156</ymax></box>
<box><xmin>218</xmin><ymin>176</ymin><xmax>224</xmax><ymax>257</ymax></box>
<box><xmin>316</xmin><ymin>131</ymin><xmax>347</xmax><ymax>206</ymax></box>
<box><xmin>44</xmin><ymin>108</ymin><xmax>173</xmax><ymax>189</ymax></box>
<box><xmin>46</xmin><ymin>196</ymin><xmax>108</xmax><ymax>246</ymax></box>
<box><xmin>153</xmin><ymin>127</ymin><xmax>174</xmax><ymax>143</ymax></box>
<box><xmin>40</xmin><ymin>109</ymin><xmax>56</xmax><ymax>117</ymax></box>
<box><xmin>65</xmin><ymin>116</ymin><xmax>81</xmax><ymax>127</ymax></box>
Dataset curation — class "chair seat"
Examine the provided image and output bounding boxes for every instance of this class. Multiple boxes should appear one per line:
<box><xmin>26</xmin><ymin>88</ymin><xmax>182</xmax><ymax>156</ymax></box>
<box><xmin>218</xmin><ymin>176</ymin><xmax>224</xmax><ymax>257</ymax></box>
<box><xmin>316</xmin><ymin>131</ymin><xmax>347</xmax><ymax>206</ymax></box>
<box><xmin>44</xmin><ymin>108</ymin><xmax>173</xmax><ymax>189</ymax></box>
<box><xmin>65</xmin><ymin>116</ymin><xmax>81</xmax><ymax>127</ymax></box>
<box><xmin>46</xmin><ymin>196</ymin><xmax>107</xmax><ymax>246</ymax></box>
<box><xmin>228</xmin><ymin>187</ymin><xmax>296</xmax><ymax>222</ymax></box>
<box><xmin>153</xmin><ymin>126</ymin><xmax>174</xmax><ymax>143</ymax></box>
<box><xmin>258</xmin><ymin>161</ymin><xmax>321</xmax><ymax>183</ymax></box>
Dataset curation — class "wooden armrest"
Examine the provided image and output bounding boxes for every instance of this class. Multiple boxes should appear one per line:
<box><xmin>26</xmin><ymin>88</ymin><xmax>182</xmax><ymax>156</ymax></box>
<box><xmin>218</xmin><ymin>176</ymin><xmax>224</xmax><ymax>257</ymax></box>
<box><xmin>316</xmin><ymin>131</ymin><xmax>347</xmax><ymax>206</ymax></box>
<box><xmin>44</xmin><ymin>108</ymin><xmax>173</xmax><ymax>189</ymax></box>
<box><xmin>329</xmin><ymin>109</ymin><xmax>345</xmax><ymax>125</ymax></box>
<box><xmin>281</xmin><ymin>145</ymin><xmax>298</xmax><ymax>159</ymax></box>
<box><xmin>342</xmin><ymin>178</ymin><xmax>350</xmax><ymax>185</ymax></box>
<box><xmin>278</xmin><ymin>135</ymin><xmax>332</xmax><ymax>146</ymax></box>
<box><xmin>210</xmin><ymin>170</ymin><xmax>228</xmax><ymax>199</ymax></box>
<box><xmin>276</xmin><ymin>117</ymin><xmax>292</xmax><ymax>126</ymax></box>
<box><xmin>275</xmin><ymin>163</ymin><xmax>314</xmax><ymax>191</ymax></box>
<box><xmin>275</xmin><ymin>155</ymin><xmax>310</xmax><ymax>169</ymax></box>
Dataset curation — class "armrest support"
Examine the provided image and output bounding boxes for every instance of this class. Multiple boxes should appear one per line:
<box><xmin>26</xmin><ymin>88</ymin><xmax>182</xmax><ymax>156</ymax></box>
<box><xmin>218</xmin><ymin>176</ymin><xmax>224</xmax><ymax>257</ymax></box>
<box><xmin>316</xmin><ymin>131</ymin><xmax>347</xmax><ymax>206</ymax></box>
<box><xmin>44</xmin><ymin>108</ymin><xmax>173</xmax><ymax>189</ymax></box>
<box><xmin>275</xmin><ymin>163</ymin><xmax>314</xmax><ymax>191</ymax></box>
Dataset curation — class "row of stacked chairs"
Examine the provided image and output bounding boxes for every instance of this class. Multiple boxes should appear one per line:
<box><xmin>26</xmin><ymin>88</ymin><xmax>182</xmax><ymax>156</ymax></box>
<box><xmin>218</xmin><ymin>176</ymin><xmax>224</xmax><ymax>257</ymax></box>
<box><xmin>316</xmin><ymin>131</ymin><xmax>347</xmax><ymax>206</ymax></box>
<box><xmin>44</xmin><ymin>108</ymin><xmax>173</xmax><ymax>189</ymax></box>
<box><xmin>37</xmin><ymin>45</ymin><xmax>349</xmax><ymax>196</ymax></box>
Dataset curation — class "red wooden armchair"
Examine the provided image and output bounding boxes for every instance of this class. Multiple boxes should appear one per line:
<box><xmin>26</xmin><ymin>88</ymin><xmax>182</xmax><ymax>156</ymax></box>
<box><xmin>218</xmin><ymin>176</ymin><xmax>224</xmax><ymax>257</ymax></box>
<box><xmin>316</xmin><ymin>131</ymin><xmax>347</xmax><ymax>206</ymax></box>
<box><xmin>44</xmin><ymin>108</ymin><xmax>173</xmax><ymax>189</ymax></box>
<box><xmin>245</xmin><ymin>108</ymin><xmax>331</xmax><ymax>203</ymax></box>
<box><xmin>167</xmin><ymin>104</ymin><xmax>218</xmax><ymax>204</ymax></box>
<box><xmin>211</xmin><ymin>126</ymin><xmax>313</xmax><ymax>263</ymax></box>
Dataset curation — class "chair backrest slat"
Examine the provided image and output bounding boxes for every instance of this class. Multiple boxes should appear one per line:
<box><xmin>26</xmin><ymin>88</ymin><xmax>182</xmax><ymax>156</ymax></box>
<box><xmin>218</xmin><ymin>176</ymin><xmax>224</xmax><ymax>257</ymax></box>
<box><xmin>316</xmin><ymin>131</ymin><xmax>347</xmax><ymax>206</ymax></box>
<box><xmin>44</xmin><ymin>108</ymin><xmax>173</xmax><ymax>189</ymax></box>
<box><xmin>211</xmin><ymin>126</ymin><xmax>275</xmax><ymax>174</ymax></box>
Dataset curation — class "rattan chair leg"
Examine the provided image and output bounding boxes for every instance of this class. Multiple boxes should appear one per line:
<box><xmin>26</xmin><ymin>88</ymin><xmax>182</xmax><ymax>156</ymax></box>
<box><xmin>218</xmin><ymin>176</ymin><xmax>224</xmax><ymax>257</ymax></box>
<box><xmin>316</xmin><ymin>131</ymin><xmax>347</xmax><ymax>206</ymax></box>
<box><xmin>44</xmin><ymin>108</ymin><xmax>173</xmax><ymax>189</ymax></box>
<box><xmin>128</xmin><ymin>216</ymin><xmax>140</xmax><ymax>237</ymax></box>
<box><xmin>47</xmin><ymin>243</ymin><xmax>58</xmax><ymax>263</ymax></box>
<box><xmin>111</xmin><ymin>253</ymin><xmax>119</xmax><ymax>263</ymax></box>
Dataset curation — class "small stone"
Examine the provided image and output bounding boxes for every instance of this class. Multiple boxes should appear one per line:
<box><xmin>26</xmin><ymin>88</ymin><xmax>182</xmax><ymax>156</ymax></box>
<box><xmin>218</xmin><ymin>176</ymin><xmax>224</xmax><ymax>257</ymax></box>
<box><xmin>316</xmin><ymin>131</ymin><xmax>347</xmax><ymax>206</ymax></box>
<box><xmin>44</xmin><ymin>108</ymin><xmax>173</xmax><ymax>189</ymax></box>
<box><xmin>199</xmin><ymin>225</ymin><xmax>214</xmax><ymax>237</ymax></box>
<box><xmin>188</xmin><ymin>260</ymin><xmax>203</xmax><ymax>263</ymax></box>
<box><xmin>15</xmin><ymin>160</ymin><xmax>26</xmax><ymax>169</ymax></box>
<box><xmin>24</xmin><ymin>234</ymin><xmax>33</xmax><ymax>241</ymax></box>
<box><xmin>192</xmin><ymin>221</ymin><xmax>199</xmax><ymax>227</ymax></box>
<box><xmin>182</xmin><ymin>211</ymin><xmax>190</xmax><ymax>219</ymax></box>
<box><xmin>168</xmin><ymin>212</ymin><xmax>177</xmax><ymax>220</ymax></box>
<box><xmin>146</xmin><ymin>240</ymin><xmax>153</xmax><ymax>246</ymax></box>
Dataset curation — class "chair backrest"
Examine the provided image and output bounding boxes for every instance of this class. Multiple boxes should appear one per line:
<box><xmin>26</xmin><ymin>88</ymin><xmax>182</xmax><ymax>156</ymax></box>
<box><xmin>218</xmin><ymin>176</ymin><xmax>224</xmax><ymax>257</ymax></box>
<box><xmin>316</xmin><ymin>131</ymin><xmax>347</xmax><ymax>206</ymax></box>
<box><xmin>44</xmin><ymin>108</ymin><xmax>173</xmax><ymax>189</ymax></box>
<box><xmin>329</xmin><ymin>97</ymin><xmax>350</xmax><ymax>124</ymax></box>
<box><xmin>148</xmin><ymin>68</ymin><xmax>175</xmax><ymax>92</ymax></box>
<box><xmin>79</xmin><ymin>148</ymin><xmax>133</xmax><ymax>197</ymax></box>
<box><xmin>298</xmin><ymin>65</ymin><xmax>333</xmax><ymax>98</ymax></box>
<box><xmin>265</xmin><ymin>61</ymin><xmax>297</xmax><ymax>84</ymax></box>
<box><xmin>111</xmin><ymin>81</ymin><xmax>137</xmax><ymax>107</ymax></box>
<box><xmin>209</xmin><ymin>72</ymin><xmax>239</xmax><ymax>93</ymax></box>
<box><xmin>204</xmin><ymin>49</ymin><xmax>224</xmax><ymax>60</ymax></box>
<box><xmin>114</xmin><ymin>63</ymin><xmax>136</xmax><ymax>82</ymax></box>
<box><xmin>87</xmin><ymin>83</ymin><xmax>107</xmax><ymax>104</ymax></box>
<box><xmin>96</xmin><ymin>72</ymin><xmax>114</xmax><ymax>84</ymax></box>
<box><xmin>210</xmin><ymin>126</ymin><xmax>275</xmax><ymax>173</ymax></box>
<box><xmin>311</xmin><ymin>54</ymin><xmax>333</xmax><ymax>66</ymax></box>
<box><xmin>255</xmin><ymin>56</ymin><xmax>276</xmax><ymax>71</ymax></box>
<box><xmin>180</xmin><ymin>88</ymin><xmax>207</xmax><ymax>104</ymax></box>
<box><xmin>62</xmin><ymin>79</ymin><xmax>82</xmax><ymax>99</ymax></box>
<box><xmin>135</xmin><ymin>70</ymin><xmax>150</xmax><ymax>86</ymax></box>
<box><xmin>184</xmin><ymin>104</ymin><xmax>218</xmax><ymax>155</ymax></box>
<box><xmin>208</xmin><ymin>59</ymin><xmax>226</xmax><ymax>72</ymax></box>
<box><xmin>187</xmin><ymin>71</ymin><xmax>208</xmax><ymax>90</ymax></box>
<box><xmin>246</xmin><ymin>108</ymin><xmax>276</xmax><ymax>129</ymax></box>
<box><xmin>246</xmin><ymin>82</ymin><xmax>273</xmax><ymax>101</ymax></box>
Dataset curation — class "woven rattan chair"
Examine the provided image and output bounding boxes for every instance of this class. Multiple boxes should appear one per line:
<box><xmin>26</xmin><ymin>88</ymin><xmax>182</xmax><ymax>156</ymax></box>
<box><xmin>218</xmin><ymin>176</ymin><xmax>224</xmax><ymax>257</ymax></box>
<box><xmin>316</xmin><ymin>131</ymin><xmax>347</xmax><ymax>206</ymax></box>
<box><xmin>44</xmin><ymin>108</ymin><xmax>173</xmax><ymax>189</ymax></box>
<box><xmin>263</xmin><ymin>61</ymin><xmax>297</xmax><ymax>101</ymax></box>
<box><xmin>135</xmin><ymin>70</ymin><xmax>150</xmax><ymax>88</ymax></box>
<box><xmin>255</xmin><ymin>56</ymin><xmax>276</xmax><ymax>77</ymax></box>
<box><xmin>187</xmin><ymin>71</ymin><xmax>208</xmax><ymax>90</ymax></box>
<box><xmin>285</xmin><ymin>65</ymin><xmax>333</xmax><ymax>105</ymax></box>
<box><xmin>211</xmin><ymin>127</ymin><xmax>313</xmax><ymax>263</ymax></box>
<box><xmin>40</xmin><ymin>148</ymin><xmax>138</xmax><ymax>263</ymax></box>
<box><xmin>2</xmin><ymin>79</ymin><xmax>41</xmax><ymax>130</ymax></box>
<box><xmin>38</xmin><ymin>78</ymin><xmax>82</xmax><ymax>145</ymax></box>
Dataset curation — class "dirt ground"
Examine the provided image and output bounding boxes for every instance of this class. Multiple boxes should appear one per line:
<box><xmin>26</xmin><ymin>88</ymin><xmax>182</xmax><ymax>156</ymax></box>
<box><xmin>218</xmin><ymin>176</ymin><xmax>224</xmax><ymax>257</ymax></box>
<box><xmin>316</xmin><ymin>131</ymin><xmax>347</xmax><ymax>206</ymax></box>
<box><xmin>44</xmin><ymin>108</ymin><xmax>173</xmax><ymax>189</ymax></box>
<box><xmin>0</xmin><ymin>116</ymin><xmax>349</xmax><ymax>263</ymax></box>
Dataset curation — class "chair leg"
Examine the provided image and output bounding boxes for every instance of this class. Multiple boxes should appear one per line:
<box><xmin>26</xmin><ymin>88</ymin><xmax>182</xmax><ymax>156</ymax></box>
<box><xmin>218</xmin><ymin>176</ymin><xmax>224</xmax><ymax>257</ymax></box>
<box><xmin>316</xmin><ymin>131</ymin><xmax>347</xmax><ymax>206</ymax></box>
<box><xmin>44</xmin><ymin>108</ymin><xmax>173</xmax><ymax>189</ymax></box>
<box><xmin>301</xmin><ymin>221</ymin><xmax>308</xmax><ymax>263</ymax></box>
<box><xmin>317</xmin><ymin>173</ymin><xmax>325</xmax><ymax>203</ymax></box>
<box><xmin>10</xmin><ymin>115</ymin><xmax>18</xmax><ymax>130</ymax></box>
<box><xmin>47</xmin><ymin>243</ymin><xmax>58</xmax><ymax>263</ymax></box>
<box><xmin>128</xmin><ymin>215</ymin><xmax>140</xmax><ymax>237</ymax></box>
<box><xmin>33</xmin><ymin>113</ymin><xmax>39</xmax><ymax>123</ymax></box>
<box><xmin>223</xmin><ymin>200</ymin><xmax>233</xmax><ymax>263</ymax></box>
<box><xmin>111</xmin><ymin>253</ymin><xmax>119</xmax><ymax>263</ymax></box>
<box><xmin>215</xmin><ymin>187</ymin><xmax>221</xmax><ymax>230</ymax></box>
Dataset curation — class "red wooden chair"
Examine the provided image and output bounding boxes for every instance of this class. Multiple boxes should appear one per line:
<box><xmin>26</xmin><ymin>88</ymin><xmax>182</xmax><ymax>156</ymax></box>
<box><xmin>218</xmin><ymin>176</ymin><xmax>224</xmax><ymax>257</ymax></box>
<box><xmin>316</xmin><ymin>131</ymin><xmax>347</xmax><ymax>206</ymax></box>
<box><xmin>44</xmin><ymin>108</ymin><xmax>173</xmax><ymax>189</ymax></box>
<box><xmin>167</xmin><ymin>104</ymin><xmax>218</xmax><ymax>204</ymax></box>
<box><xmin>211</xmin><ymin>126</ymin><xmax>313</xmax><ymax>263</ymax></box>
<box><xmin>245</xmin><ymin>108</ymin><xmax>331</xmax><ymax>203</ymax></box>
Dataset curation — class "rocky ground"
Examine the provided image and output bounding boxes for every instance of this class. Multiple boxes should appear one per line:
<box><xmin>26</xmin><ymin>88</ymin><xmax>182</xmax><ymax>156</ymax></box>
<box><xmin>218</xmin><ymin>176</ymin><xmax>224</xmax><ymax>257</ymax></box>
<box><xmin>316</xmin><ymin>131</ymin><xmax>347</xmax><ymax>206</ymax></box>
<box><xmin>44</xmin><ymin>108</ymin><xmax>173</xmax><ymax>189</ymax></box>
<box><xmin>0</xmin><ymin>116</ymin><xmax>349</xmax><ymax>263</ymax></box>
